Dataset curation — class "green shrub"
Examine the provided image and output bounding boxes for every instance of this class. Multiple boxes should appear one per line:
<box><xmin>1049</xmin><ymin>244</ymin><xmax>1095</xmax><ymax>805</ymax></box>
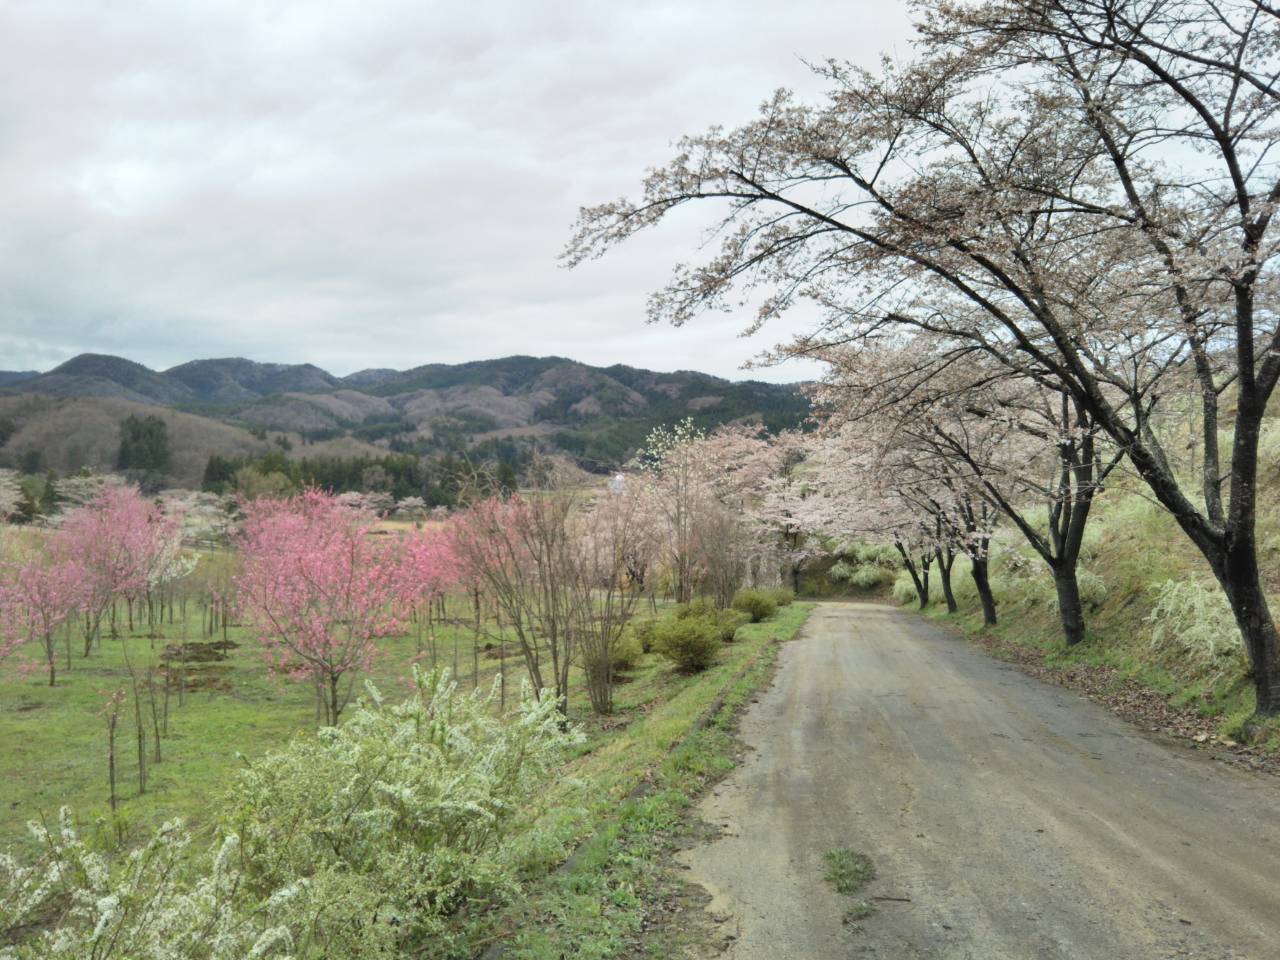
<box><xmin>673</xmin><ymin>600</ymin><xmax>748</xmax><ymax>641</ymax></box>
<box><xmin>829</xmin><ymin>553</ymin><xmax>894</xmax><ymax>591</ymax></box>
<box><xmin>674</xmin><ymin>596</ymin><xmax>721</xmax><ymax>619</ymax></box>
<box><xmin>848</xmin><ymin>565</ymin><xmax>892</xmax><ymax>590</ymax></box>
<box><xmin>731</xmin><ymin>588</ymin><xmax>777</xmax><ymax>623</ymax></box>
<box><xmin>651</xmin><ymin>616</ymin><xmax>722</xmax><ymax>672</ymax></box>
<box><xmin>828</xmin><ymin>558</ymin><xmax>856</xmax><ymax>583</ymax></box>
<box><xmin>715</xmin><ymin>609</ymin><xmax>750</xmax><ymax>642</ymax></box>
<box><xmin>627</xmin><ymin>616</ymin><xmax>659</xmax><ymax>653</ymax></box>
<box><xmin>610</xmin><ymin>629</ymin><xmax>644</xmax><ymax>674</ymax></box>
<box><xmin>583</xmin><ymin>628</ymin><xmax>645</xmax><ymax>686</ymax></box>
<box><xmin>768</xmin><ymin>586</ymin><xmax>796</xmax><ymax>607</ymax></box>
<box><xmin>854</xmin><ymin>542</ymin><xmax>901</xmax><ymax>568</ymax></box>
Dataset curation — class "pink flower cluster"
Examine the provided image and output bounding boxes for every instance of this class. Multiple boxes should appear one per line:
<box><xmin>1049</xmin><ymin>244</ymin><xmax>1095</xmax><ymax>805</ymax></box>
<box><xmin>0</xmin><ymin>485</ymin><xmax>180</xmax><ymax>682</ymax></box>
<box><xmin>234</xmin><ymin>489</ymin><xmax>457</xmax><ymax>721</ymax></box>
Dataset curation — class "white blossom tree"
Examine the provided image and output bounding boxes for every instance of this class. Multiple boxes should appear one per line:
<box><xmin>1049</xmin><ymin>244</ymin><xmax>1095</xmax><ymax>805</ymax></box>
<box><xmin>567</xmin><ymin>1</ymin><xmax>1280</xmax><ymax>715</ymax></box>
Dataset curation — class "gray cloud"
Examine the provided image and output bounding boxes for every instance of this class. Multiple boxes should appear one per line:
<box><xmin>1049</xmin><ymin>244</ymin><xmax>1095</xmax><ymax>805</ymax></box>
<box><xmin>0</xmin><ymin>0</ymin><xmax>914</xmax><ymax>381</ymax></box>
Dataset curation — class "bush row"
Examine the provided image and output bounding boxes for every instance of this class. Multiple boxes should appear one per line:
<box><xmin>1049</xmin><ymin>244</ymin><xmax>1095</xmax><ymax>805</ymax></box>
<box><xmin>626</xmin><ymin>587</ymin><xmax>792</xmax><ymax>674</ymax></box>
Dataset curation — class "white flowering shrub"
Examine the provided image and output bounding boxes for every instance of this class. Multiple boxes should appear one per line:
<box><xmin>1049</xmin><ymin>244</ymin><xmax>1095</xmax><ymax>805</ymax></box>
<box><xmin>0</xmin><ymin>814</ymin><xmax>291</xmax><ymax>960</ymax></box>
<box><xmin>1</xmin><ymin>669</ymin><xmax>578</xmax><ymax>959</ymax></box>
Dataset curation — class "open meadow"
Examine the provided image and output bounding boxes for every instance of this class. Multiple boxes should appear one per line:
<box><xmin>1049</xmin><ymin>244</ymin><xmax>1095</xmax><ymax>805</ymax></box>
<box><xmin>0</xmin><ymin>570</ymin><xmax>528</xmax><ymax>846</ymax></box>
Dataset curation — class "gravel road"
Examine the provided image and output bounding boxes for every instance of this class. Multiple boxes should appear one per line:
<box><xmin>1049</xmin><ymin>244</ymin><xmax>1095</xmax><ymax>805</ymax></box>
<box><xmin>678</xmin><ymin>602</ymin><xmax>1280</xmax><ymax>959</ymax></box>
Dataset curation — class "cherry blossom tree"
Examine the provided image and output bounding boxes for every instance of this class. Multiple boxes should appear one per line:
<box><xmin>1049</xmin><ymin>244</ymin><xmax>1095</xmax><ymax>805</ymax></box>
<box><xmin>235</xmin><ymin>489</ymin><xmax>406</xmax><ymax>725</ymax></box>
<box><xmin>567</xmin><ymin>1</ymin><xmax>1280</xmax><ymax>714</ymax></box>
<box><xmin>635</xmin><ymin>419</ymin><xmax>717</xmax><ymax>603</ymax></box>
<box><xmin>752</xmin><ymin>430</ymin><xmax>822</xmax><ymax>594</ymax></box>
<box><xmin>634</xmin><ymin>419</ymin><xmax>787</xmax><ymax>604</ymax></box>
<box><xmin>808</xmin><ymin>342</ymin><xmax>1124</xmax><ymax>640</ymax></box>
<box><xmin>0</xmin><ymin>552</ymin><xmax>82</xmax><ymax>685</ymax></box>
<box><xmin>570</xmin><ymin>483</ymin><xmax>650</xmax><ymax>714</ymax></box>
<box><xmin>54</xmin><ymin>485</ymin><xmax>180</xmax><ymax>655</ymax></box>
<box><xmin>788</xmin><ymin>430</ymin><xmax>942</xmax><ymax>608</ymax></box>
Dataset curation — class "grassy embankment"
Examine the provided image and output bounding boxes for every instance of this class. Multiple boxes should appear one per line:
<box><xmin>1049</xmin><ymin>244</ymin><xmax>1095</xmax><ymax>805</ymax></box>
<box><xmin>478</xmin><ymin>601</ymin><xmax>812</xmax><ymax>959</ymax></box>
<box><xmin>886</xmin><ymin>480</ymin><xmax>1280</xmax><ymax>747</ymax></box>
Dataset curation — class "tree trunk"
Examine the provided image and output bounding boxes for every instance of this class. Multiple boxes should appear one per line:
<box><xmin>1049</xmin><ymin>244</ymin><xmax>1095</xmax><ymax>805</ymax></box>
<box><xmin>328</xmin><ymin>673</ymin><xmax>341</xmax><ymax>726</ymax></box>
<box><xmin>1053</xmin><ymin>566</ymin><xmax>1086</xmax><ymax>646</ymax></box>
<box><xmin>936</xmin><ymin>549</ymin><xmax>957</xmax><ymax>614</ymax></box>
<box><xmin>1219</xmin><ymin>541</ymin><xmax>1280</xmax><ymax>717</ymax></box>
<box><xmin>894</xmin><ymin>544</ymin><xmax>929</xmax><ymax>609</ymax></box>
<box><xmin>970</xmin><ymin>558</ymin><xmax>997</xmax><ymax>626</ymax></box>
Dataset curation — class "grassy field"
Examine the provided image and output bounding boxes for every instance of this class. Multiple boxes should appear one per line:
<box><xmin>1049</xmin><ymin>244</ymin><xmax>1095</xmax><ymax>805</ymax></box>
<box><xmin>0</xmin><ymin>563</ymin><xmax>814</xmax><ymax>960</ymax></box>
<box><xmin>0</xmin><ymin>591</ymin><xmax>527</xmax><ymax>848</ymax></box>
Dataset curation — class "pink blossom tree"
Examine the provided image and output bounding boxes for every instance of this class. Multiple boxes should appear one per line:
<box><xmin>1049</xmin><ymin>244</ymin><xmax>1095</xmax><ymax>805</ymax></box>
<box><xmin>54</xmin><ymin>485</ymin><xmax>180</xmax><ymax>655</ymax></box>
<box><xmin>395</xmin><ymin>525</ymin><xmax>460</xmax><ymax>610</ymax></box>
<box><xmin>0</xmin><ymin>552</ymin><xmax>82</xmax><ymax>685</ymax></box>
<box><xmin>566</xmin><ymin>2</ymin><xmax>1280</xmax><ymax>714</ymax></box>
<box><xmin>235</xmin><ymin>489</ymin><xmax>406</xmax><ymax>725</ymax></box>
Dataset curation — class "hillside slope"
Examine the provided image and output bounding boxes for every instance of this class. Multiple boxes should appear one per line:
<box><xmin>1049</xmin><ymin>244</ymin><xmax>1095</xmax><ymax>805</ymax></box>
<box><xmin>0</xmin><ymin>353</ymin><xmax>808</xmax><ymax>482</ymax></box>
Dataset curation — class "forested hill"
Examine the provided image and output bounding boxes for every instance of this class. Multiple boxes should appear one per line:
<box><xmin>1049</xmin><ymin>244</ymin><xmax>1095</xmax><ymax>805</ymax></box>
<box><xmin>0</xmin><ymin>353</ymin><xmax>808</xmax><ymax>488</ymax></box>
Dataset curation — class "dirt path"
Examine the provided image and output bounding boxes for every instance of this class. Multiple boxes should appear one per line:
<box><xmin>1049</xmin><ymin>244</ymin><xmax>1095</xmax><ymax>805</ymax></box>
<box><xmin>678</xmin><ymin>602</ymin><xmax>1280</xmax><ymax>959</ymax></box>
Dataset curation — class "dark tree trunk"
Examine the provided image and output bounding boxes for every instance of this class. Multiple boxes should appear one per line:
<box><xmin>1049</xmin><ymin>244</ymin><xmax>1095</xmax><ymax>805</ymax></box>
<box><xmin>970</xmin><ymin>558</ymin><xmax>997</xmax><ymax>626</ymax></box>
<box><xmin>1217</xmin><ymin>538</ymin><xmax>1280</xmax><ymax>717</ymax></box>
<box><xmin>328</xmin><ymin>673</ymin><xmax>341</xmax><ymax>726</ymax></box>
<box><xmin>915</xmin><ymin>554</ymin><xmax>931</xmax><ymax>609</ymax></box>
<box><xmin>936</xmin><ymin>548</ymin><xmax>957</xmax><ymax>614</ymax></box>
<box><xmin>896</xmin><ymin>543</ymin><xmax>931</xmax><ymax>609</ymax></box>
<box><xmin>1052</xmin><ymin>566</ymin><xmax>1086</xmax><ymax>646</ymax></box>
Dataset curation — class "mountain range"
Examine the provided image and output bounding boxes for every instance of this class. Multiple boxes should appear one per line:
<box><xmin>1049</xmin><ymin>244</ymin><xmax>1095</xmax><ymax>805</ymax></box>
<box><xmin>0</xmin><ymin>353</ymin><xmax>808</xmax><ymax>487</ymax></box>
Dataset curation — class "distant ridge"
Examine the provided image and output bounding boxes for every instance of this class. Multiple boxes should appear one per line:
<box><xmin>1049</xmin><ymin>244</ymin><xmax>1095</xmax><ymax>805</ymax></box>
<box><xmin>0</xmin><ymin>352</ymin><xmax>808</xmax><ymax>482</ymax></box>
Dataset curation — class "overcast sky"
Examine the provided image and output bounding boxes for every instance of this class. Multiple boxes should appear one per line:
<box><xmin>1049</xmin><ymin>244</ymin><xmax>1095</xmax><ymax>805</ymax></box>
<box><xmin>0</xmin><ymin>1</ymin><xmax>916</xmax><ymax>382</ymax></box>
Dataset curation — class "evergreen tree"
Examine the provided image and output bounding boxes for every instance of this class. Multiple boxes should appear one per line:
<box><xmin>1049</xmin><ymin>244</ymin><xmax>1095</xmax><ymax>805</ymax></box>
<box><xmin>117</xmin><ymin>414</ymin><xmax>172</xmax><ymax>474</ymax></box>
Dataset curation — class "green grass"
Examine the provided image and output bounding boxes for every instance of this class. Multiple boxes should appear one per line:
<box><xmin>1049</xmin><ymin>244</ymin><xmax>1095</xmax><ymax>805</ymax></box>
<box><xmin>824</xmin><ymin>847</ymin><xmax>875</xmax><ymax>895</ymax></box>
<box><xmin>0</xmin><ymin>588</ymin><xmax>814</xmax><ymax>955</ymax></box>
<box><xmin>0</xmin><ymin>599</ymin><xmax>524</xmax><ymax>849</ymax></box>
<box><xmin>824</xmin><ymin>847</ymin><xmax>876</xmax><ymax>928</ymax></box>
